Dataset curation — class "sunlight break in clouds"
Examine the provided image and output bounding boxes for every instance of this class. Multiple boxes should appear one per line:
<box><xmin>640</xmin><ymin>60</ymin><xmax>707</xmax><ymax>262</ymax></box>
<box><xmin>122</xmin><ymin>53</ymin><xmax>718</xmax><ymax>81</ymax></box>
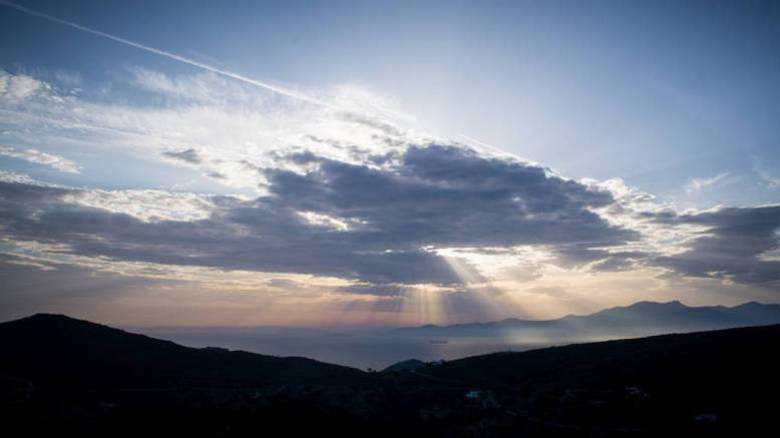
<box><xmin>1</xmin><ymin>65</ymin><xmax>779</xmax><ymax>326</ymax></box>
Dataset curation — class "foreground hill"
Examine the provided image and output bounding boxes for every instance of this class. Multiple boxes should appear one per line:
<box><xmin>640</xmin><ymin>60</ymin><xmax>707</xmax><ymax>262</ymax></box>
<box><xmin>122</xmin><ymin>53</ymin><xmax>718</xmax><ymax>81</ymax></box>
<box><xmin>0</xmin><ymin>313</ymin><xmax>365</xmax><ymax>389</ymax></box>
<box><xmin>395</xmin><ymin>300</ymin><xmax>780</xmax><ymax>341</ymax></box>
<box><xmin>1</xmin><ymin>313</ymin><xmax>778</xmax><ymax>436</ymax></box>
<box><xmin>429</xmin><ymin>323</ymin><xmax>780</xmax><ymax>409</ymax></box>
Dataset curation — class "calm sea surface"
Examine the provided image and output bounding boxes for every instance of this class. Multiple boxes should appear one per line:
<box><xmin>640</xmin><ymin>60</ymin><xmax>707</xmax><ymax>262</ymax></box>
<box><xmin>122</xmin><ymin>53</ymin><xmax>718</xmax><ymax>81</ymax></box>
<box><xmin>135</xmin><ymin>327</ymin><xmax>550</xmax><ymax>370</ymax></box>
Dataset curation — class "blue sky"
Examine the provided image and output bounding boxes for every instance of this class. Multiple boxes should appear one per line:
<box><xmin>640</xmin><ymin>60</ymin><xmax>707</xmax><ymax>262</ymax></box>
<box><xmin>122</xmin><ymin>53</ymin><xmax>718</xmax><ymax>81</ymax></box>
<box><xmin>3</xmin><ymin>0</ymin><xmax>779</xmax><ymax>206</ymax></box>
<box><xmin>1</xmin><ymin>0</ymin><xmax>779</xmax><ymax>326</ymax></box>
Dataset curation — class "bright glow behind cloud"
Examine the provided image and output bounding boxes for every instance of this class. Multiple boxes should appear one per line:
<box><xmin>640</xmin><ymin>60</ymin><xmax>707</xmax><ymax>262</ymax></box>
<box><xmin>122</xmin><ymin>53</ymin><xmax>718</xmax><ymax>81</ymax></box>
<box><xmin>1</xmin><ymin>67</ymin><xmax>779</xmax><ymax>326</ymax></box>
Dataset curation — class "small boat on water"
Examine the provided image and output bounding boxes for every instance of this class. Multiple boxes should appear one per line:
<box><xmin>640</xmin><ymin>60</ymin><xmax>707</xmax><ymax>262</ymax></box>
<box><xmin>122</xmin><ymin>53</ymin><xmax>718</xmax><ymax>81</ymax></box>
<box><xmin>429</xmin><ymin>339</ymin><xmax>448</xmax><ymax>344</ymax></box>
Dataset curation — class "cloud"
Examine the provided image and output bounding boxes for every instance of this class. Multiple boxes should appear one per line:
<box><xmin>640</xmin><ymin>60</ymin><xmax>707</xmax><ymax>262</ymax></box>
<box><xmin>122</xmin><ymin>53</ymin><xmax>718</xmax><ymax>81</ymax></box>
<box><xmin>685</xmin><ymin>172</ymin><xmax>733</xmax><ymax>196</ymax></box>
<box><xmin>61</xmin><ymin>189</ymin><xmax>216</xmax><ymax>222</ymax></box>
<box><xmin>162</xmin><ymin>148</ymin><xmax>203</xmax><ymax>164</ymax></box>
<box><xmin>0</xmin><ymin>143</ymin><xmax>641</xmax><ymax>287</ymax></box>
<box><xmin>1</xmin><ymin>67</ymin><xmax>778</xmax><ymax>300</ymax></box>
<box><xmin>265</xmin><ymin>145</ymin><xmax>634</xmax><ymax>252</ymax></box>
<box><xmin>0</xmin><ymin>170</ymin><xmax>41</xmax><ymax>185</ymax></box>
<box><xmin>338</xmin><ymin>283</ymin><xmax>406</xmax><ymax>296</ymax></box>
<box><xmin>0</xmin><ymin>69</ymin><xmax>410</xmax><ymax>192</ymax></box>
<box><xmin>0</xmin><ymin>0</ymin><xmax>336</xmax><ymax>109</ymax></box>
<box><xmin>0</xmin><ymin>177</ymin><xmax>461</xmax><ymax>285</ymax></box>
<box><xmin>654</xmin><ymin>205</ymin><xmax>780</xmax><ymax>286</ymax></box>
<box><xmin>753</xmin><ymin>158</ymin><xmax>780</xmax><ymax>189</ymax></box>
<box><xmin>758</xmin><ymin>171</ymin><xmax>780</xmax><ymax>189</ymax></box>
<box><xmin>0</xmin><ymin>144</ymin><xmax>81</xmax><ymax>173</ymax></box>
<box><xmin>0</xmin><ymin>253</ymin><xmax>167</xmax><ymax>322</ymax></box>
<box><xmin>0</xmin><ymin>70</ymin><xmax>43</xmax><ymax>101</ymax></box>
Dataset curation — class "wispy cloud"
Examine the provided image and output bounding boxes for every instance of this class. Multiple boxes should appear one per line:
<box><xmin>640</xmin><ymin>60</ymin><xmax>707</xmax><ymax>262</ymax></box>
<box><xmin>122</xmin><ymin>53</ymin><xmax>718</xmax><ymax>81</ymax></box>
<box><xmin>0</xmin><ymin>71</ymin><xmax>43</xmax><ymax>101</ymax></box>
<box><xmin>0</xmin><ymin>69</ymin><xmax>410</xmax><ymax>191</ymax></box>
<box><xmin>0</xmin><ymin>0</ymin><xmax>336</xmax><ymax>109</ymax></box>
<box><xmin>685</xmin><ymin>172</ymin><xmax>732</xmax><ymax>196</ymax></box>
<box><xmin>753</xmin><ymin>159</ymin><xmax>780</xmax><ymax>189</ymax></box>
<box><xmin>0</xmin><ymin>144</ymin><xmax>80</xmax><ymax>173</ymax></box>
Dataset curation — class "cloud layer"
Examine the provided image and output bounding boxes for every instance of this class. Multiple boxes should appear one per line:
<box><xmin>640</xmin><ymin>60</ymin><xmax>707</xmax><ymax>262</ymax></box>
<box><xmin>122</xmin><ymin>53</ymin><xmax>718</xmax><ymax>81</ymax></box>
<box><xmin>654</xmin><ymin>206</ymin><xmax>780</xmax><ymax>285</ymax></box>
<box><xmin>1</xmin><ymin>67</ymin><xmax>779</xmax><ymax>324</ymax></box>
<box><xmin>0</xmin><ymin>142</ymin><xmax>642</xmax><ymax>287</ymax></box>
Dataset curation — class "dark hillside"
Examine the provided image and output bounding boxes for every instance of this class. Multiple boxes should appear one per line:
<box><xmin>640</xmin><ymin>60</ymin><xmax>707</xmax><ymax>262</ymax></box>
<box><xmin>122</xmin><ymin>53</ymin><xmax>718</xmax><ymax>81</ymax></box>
<box><xmin>1</xmin><ymin>314</ymin><xmax>777</xmax><ymax>436</ymax></box>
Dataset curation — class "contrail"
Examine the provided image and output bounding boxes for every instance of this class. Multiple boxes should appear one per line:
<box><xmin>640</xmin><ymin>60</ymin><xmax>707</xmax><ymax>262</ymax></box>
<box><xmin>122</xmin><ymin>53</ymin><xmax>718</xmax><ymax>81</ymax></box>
<box><xmin>0</xmin><ymin>0</ymin><xmax>336</xmax><ymax>109</ymax></box>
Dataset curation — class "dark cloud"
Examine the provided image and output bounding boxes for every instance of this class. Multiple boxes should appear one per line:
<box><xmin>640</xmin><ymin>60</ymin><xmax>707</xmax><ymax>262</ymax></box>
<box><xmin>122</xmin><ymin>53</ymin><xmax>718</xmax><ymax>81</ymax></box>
<box><xmin>162</xmin><ymin>148</ymin><xmax>202</xmax><ymax>164</ymax></box>
<box><xmin>654</xmin><ymin>206</ymin><xmax>780</xmax><ymax>286</ymax></box>
<box><xmin>339</xmin><ymin>283</ymin><xmax>406</xmax><ymax>296</ymax></box>
<box><xmin>0</xmin><ymin>144</ymin><xmax>641</xmax><ymax>289</ymax></box>
<box><xmin>265</xmin><ymin>145</ymin><xmax>634</xmax><ymax>251</ymax></box>
<box><xmin>335</xmin><ymin>112</ymin><xmax>404</xmax><ymax>137</ymax></box>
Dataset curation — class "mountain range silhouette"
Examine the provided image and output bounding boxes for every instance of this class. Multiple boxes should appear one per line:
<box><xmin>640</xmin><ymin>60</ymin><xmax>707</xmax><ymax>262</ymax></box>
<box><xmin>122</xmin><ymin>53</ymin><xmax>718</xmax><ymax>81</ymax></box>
<box><xmin>395</xmin><ymin>300</ymin><xmax>780</xmax><ymax>341</ymax></box>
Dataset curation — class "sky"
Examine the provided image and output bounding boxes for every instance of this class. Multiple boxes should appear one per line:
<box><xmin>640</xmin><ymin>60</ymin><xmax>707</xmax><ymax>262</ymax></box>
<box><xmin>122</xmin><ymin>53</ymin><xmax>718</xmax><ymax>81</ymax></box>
<box><xmin>1</xmin><ymin>0</ymin><xmax>779</xmax><ymax>327</ymax></box>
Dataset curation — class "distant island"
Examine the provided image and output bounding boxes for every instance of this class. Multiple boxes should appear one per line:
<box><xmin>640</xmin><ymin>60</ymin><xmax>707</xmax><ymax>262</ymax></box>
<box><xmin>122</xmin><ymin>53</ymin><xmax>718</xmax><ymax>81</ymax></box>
<box><xmin>394</xmin><ymin>300</ymin><xmax>780</xmax><ymax>341</ymax></box>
